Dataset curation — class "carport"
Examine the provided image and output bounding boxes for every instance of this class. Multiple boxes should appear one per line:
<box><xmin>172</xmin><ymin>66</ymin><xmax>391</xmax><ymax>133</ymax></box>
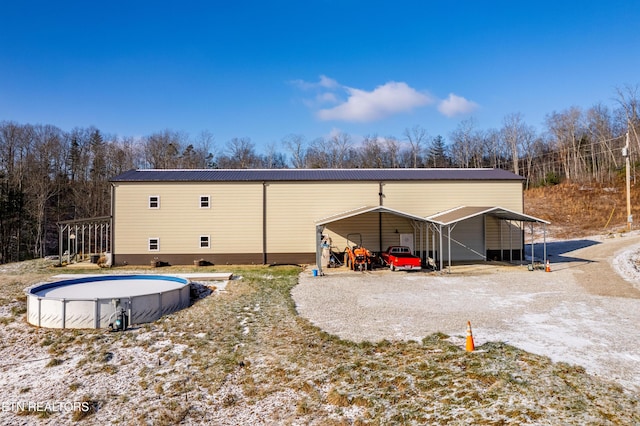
<box><xmin>315</xmin><ymin>206</ymin><xmax>431</xmax><ymax>275</ymax></box>
<box><xmin>427</xmin><ymin>206</ymin><xmax>550</xmax><ymax>271</ymax></box>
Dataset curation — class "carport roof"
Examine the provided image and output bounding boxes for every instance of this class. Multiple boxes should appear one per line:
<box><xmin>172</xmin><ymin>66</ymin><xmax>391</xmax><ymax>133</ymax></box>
<box><xmin>316</xmin><ymin>206</ymin><xmax>427</xmax><ymax>226</ymax></box>
<box><xmin>427</xmin><ymin>206</ymin><xmax>550</xmax><ymax>226</ymax></box>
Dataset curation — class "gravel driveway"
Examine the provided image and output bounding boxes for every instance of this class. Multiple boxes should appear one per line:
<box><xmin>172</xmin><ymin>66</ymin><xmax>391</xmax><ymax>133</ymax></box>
<box><xmin>292</xmin><ymin>233</ymin><xmax>640</xmax><ymax>393</ymax></box>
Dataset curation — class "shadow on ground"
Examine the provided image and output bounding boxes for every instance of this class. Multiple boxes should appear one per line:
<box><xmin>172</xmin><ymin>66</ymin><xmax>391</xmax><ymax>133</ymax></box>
<box><xmin>526</xmin><ymin>239</ymin><xmax>600</xmax><ymax>264</ymax></box>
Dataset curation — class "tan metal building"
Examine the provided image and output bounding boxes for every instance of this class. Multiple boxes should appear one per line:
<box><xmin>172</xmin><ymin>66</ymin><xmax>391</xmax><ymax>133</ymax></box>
<box><xmin>108</xmin><ymin>168</ymin><xmax>548</xmax><ymax>268</ymax></box>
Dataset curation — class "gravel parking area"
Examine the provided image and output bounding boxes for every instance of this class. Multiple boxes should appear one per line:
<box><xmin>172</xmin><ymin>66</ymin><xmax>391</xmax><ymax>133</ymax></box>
<box><xmin>292</xmin><ymin>232</ymin><xmax>640</xmax><ymax>393</ymax></box>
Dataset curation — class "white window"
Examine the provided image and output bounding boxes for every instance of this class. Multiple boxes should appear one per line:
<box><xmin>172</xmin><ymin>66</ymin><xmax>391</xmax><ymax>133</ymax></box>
<box><xmin>149</xmin><ymin>195</ymin><xmax>160</xmax><ymax>209</ymax></box>
<box><xmin>200</xmin><ymin>195</ymin><xmax>210</xmax><ymax>208</ymax></box>
<box><xmin>149</xmin><ymin>238</ymin><xmax>160</xmax><ymax>251</ymax></box>
<box><xmin>199</xmin><ymin>235</ymin><xmax>210</xmax><ymax>249</ymax></box>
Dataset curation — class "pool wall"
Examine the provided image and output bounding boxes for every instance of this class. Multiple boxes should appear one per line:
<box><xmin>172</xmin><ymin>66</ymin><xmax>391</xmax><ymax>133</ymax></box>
<box><xmin>25</xmin><ymin>275</ymin><xmax>191</xmax><ymax>329</ymax></box>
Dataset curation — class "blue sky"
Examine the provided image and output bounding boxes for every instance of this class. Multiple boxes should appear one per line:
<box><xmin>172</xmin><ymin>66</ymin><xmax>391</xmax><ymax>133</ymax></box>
<box><xmin>1</xmin><ymin>1</ymin><xmax>639</xmax><ymax>155</ymax></box>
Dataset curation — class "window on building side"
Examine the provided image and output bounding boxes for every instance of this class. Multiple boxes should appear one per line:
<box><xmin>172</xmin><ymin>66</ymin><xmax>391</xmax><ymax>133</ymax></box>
<box><xmin>149</xmin><ymin>196</ymin><xmax>160</xmax><ymax>209</ymax></box>
<box><xmin>200</xmin><ymin>235</ymin><xmax>210</xmax><ymax>248</ymax></box>
<box><xmin>200</xmin><ymin>195</ymin><xmax>210</xmax><ymax>208</ymax></box>
<box><xmin>149</xmin><ymin>238</ymin><xmax>159</xmax><ymax>251</ymax></box>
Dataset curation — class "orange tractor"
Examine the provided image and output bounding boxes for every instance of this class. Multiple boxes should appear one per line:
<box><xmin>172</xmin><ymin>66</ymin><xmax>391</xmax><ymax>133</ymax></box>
<box><xmin>343</xmin><ymin>233</ymin><xmax>374</xmax><ymax>271</ymax></box>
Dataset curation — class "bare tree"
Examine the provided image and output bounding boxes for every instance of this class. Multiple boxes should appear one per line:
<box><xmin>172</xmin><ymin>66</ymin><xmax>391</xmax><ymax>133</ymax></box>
<box><xmin>143</xmin><ymin>130</ymin><xmax>186</xmax><ymax>168</ymax></box>
<box><xmin>217</xmin><ymin>137</ymin><xmax>260</xmax><ymax>168</ymax></box>
<box><xmin>482</xmin><ymin>129</ymin><xmax>504</xmax><ymax>169</ymax></box>
<box><xmin>179</xmin><ymin>144</ymin><xmax>201</xmax><ymax>168</ymax></box>
<box><xmin>545</xmin><ymin>107</ymin><xmax>586</xmax><ymax>181</ymax></box>
<box><xmin>193</xmin><ymin>130</ymin><xmax>216</xmax><ymax>168</ymax></box>
<box><xmin>450</xmin><ymin>118</ymin><xmax>483</xmax><ymax>168</ymax></box>
<box><xmin>403</xmin><ymin>125</ymin><xmax>429</xmax><ymax>168</ymax></box>
<box><xmin>359</xmin><ymin>135</ymin><xmax>386</xmax><ymax>168</ymax></box>
<box><xmin>105</xmin><ymin>136</ymin><xmax>142</xmax><ymax>174</ymax></box>
<box><xmin>501</xmin><ymin>113</ymin><xmax>535</xmax><ymax>175</ymax></box>
<box><xmin>262</xmin><ymin>143</ymin><xmax>288</xmax><ymax>168</ymax></box>
<box><xmin>328</xmin><ymin>131</ymin><xmax>353</xmax><ymax>168</ymax></box>
<box><xmin>586</xmin><ymin>103</ymin><xmax>619</xmax><ymax>183</ymax></box>
<box><xmin>282</xmin><ymin>134</ymin><xmax>307</xmax><ymax>168</ymax></box>
<box><xmin>25</xmin><ymin>125</ymin><xmax>65</xmax><ymax>257</ymax></box>
<box><xmin>615</xmin><ymin>84</ymin><xmax>640</xmax><ymax>153</ymax></box>
<box><xmin>304</xmin><ymin>132</ymin><xmax>355</xmax><ymax>168</ymax></box>
<box><xmin>0</xmin><ymin>122</ymin><xmax>33</xmax><ymax>261</ymax></box>
<box><xmin>383</xmin><ymin>137</ymin><xmax>401</xmax><ymax>168</ymax></box>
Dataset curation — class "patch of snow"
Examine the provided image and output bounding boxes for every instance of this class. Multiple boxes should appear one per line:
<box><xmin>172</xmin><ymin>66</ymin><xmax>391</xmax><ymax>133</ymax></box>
<box><xmin>612</xmin><ymin>243</ymin><xmax>640</xmax><ymax>290</ymax></box>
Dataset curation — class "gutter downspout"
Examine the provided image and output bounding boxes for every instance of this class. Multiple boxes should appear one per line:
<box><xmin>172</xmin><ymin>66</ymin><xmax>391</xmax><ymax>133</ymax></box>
<box><xmin>263</xmin><ymin>181</ymin><xmax>267</xmax><ymax>265</ymax></box>
<box><xmin>378</xmin><ymin>182</ymin><xmax>384</xmax><ymax>252</ymax></box>
<box><xmin>110</xmin><ymin>183</ymin><xmax>115</xmax><ymax>265</ymax></box>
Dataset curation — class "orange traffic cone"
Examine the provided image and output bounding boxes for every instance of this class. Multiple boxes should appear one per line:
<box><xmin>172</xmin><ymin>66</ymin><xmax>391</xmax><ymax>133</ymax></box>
<box><xmin>465</xmin><ymin>321</ymin><xmax>475</xmax><ymax>352</ymax></box>
<box><xmin>545</xmin><ymin>259</ymin><xmax>551</xmax><ymax>273</ymax></box>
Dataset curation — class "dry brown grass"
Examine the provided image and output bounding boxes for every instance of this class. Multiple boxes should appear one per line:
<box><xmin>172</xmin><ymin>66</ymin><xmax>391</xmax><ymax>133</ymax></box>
<box><xmin>525</xmin><ymin>180</ymin><xmax>640</xmax><ymax>239</ymax></box>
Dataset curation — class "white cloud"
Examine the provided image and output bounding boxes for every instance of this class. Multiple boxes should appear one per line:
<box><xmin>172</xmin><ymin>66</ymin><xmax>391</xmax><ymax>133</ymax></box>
<box><xmin>290</xmin><ymin>75</ymin><xmax>338</xmax><ymax>91</ymax></box>
<box><xmin>328</xmin><ymin>127</ymin><xmax>343</xmax><ymax>139</ymax></box>
<box><xmin>318</xmin><ymin>75</ymin><xmax>339</xmax><ymax>89</ymax></box>
<box><xmin>292</xmin><ymin>76</ymin><xmax>478</xmax><ymax>122</ymax></box>
<box><xmin>317</xmin><ymin>81</ymin><xmax>433</xmax><ymax>122</ymax></box>
<box><xmin>317</xmin><ymin>92</ymin><xmax>338</xmax><ymax>103</ymax></box>
<box><xmin>437</xmin><ymin>93</ymin><xmax>479</xmax><ymax>117</ymax></box>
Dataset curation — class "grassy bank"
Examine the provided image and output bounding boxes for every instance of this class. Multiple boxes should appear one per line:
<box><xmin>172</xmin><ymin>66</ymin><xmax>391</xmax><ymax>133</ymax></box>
<box><xmin>525</xmin><ymin>180</ymin><xmax>640</xmax><ymax>239</ymax></box>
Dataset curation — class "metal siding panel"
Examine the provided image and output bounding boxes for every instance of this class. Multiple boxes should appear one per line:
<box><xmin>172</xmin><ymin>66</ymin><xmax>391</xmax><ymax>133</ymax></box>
<box><xmin>323</xmin><ymin>212</ymin><xmax>382</xmax><ymax>253</ymax></box>
<box><xmin>114</xmin><ymin>182</ymin><xmax>262</xmax><ymax>255</ymax></box>
<box><xmin>485</xmin><ymin>217</ymin><xmax>501</xmax><ymax>249</ymax></box>
<box><xmin>443</xmin><ymin>215</ymin><xmax>485</xmax><ymax>261</ymax></box>
<box><xmin>266</xmin><ymin>182</ymin><xmax>379</xmax><ymax>253</ymax></box>
<box><xmin>384</xmin><ymin>181</ymin><xmax>523</xmax><ymax>216</ymax></box>
<box><xmin>379</xmin><ymin>214</ymin><xmax>415</xmax><ymax>252</ymax></box>
<box><xmin>485</xmin><ymin>216</ymin><xmax>522</xmax><ymax>249</ymax></box>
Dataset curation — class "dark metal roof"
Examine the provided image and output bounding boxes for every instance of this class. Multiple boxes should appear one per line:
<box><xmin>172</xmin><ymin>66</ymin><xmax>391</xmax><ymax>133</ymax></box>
<box><xmin>110</xmin><ymin>168</ymin><xmax>524</xmax><ymax>182</ymax></box>
<box><xmin>427</xmin><ymin>206</ymin><xmax>550</xmax><ymax>225</ymax></box>
<box><xmin>315</xmin><ymin>206</ymin><xmax>428</xmax><ymax>225</ymax></box>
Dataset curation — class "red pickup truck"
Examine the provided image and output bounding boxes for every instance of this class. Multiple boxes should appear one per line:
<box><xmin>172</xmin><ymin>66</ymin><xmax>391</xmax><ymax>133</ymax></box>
<box><xmin>381</xmin><ymin>246</ymin><xmax>422</xmax><ymax>271</ymax></box>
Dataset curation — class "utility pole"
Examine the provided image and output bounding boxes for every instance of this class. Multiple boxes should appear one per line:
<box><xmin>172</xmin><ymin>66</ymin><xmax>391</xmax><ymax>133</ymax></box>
<box><xmin>624</xmin><ymin>131</ymin><xmax>632</xmax><ymax>231</ymax></box>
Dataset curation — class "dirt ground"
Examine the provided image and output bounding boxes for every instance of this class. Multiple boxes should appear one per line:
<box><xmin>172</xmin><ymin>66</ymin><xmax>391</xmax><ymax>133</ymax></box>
<box><xmin>292</xmin><ymin>232</ymin><xmax>640</xmax><ymax>394</ymax></box>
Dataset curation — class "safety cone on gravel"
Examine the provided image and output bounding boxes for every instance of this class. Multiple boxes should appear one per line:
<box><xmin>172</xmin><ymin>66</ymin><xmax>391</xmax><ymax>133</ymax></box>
<box><xmin>545</xmin><ymin>259</ymin><xmax>551</xmax><ymax>273</ymax></box>
<box><xmin>465</xmin><ymin>321</ymin><xmax>475</xmax><ymax>352</ymax></box>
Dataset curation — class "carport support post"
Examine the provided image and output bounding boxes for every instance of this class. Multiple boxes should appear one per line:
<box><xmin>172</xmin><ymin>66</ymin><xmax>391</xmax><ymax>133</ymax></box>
<box><xmin>424</xmin><ymin>223</ymin><xmax>429</xmax><ymax>266</ymax></box>
<box><xmin>66</xmin><ymin>226</ymin><xmax>70</xmax><ymax>263</ymax></box>
<box><xmin>508</xmin><ymin>221</ymin><xmax>522</xmax><ymax>263</ymax></box>
<box><xmin>543</xmin><ymin>223</ymin><xmax>547</xmax><ymax>267</ymax></box>
<box><xmin>316</xmin><ymin>225</ymin><xmax>324</xmax><ymax>276</ymax></box>
<box><xmin>529</xmin><ymin>222</ymin><xmax>534</xmax><ymax>269</ymax></box>
<box><xmin>432</xmin><ymin>224</ymin><xmax>436</xmax><ymax>267</ymax></box>
<box><xmin>448</xmin><ymin>224</ymin><xmax>452</xmax><ymax>272</ymax></box>
<box><xmin>58</xmin><ymin>224</ymin><xmax>64</xmax><ymax>263</ymax></box>
<box><xmin>439</xmin><ymin>224</ymin><xmax>443</xmax><ymax>272</ymax></box>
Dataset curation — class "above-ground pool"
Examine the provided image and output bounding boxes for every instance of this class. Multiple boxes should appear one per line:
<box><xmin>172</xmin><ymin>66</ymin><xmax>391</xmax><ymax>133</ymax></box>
<box><xmin>25</xmin><ymin>275</ymin><xmax>191</xmax><ymax>329</ymax></box>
